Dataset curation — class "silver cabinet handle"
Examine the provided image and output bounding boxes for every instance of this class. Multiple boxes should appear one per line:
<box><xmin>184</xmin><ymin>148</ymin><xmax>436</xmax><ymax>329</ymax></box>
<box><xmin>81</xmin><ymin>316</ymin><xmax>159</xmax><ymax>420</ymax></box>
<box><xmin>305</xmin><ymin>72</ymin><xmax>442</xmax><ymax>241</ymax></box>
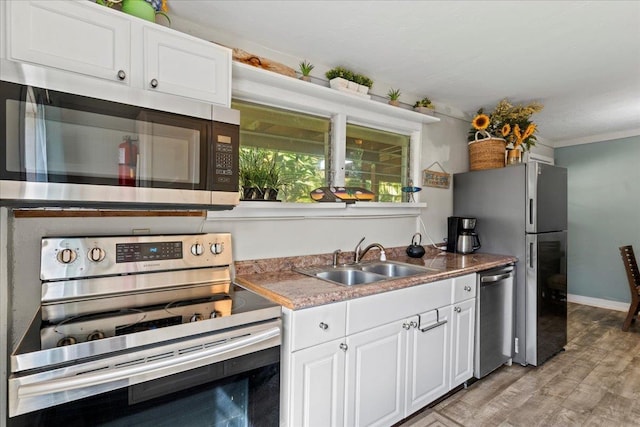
<box><xmin>420</xmin><ymin>320</ymin><xmax>448</xmax><ymax>333</ymax></box>
<box><xmin>339</xmin><ymin>343</ymin><xmax>348</xmax><ymax>352</ymax></box>
<box><xmin>454</xmin><ymin>307</ymin><xmax>462</xmax><ymax>313</ymax></box>
<box><xmin>117</xmin><ymin>70</ymin><xmax>126</xmax><ymax>80</ymax></box>
<box><xmin>410</xmin><ymin>321</ymin><xmax>418</xmax><ymax>329</ymax></box>
<box><xmin>319</xmin><ymin>322</ymin><xmax>328</xmax><ymax>330</ymax></box>
<box><xmin>402</xmin><ymin>322</ymin><xmax>411</xmax><ymax>330</ymax></box>
<box><xmin>464</xmin><ymin>285</ymin><xmax>472</xmax><ymax>292</ymax></box>
<box><xmin>150</xmin><ymin>78</ymin><xmax>159</xmax><ymax>88</ymax></box>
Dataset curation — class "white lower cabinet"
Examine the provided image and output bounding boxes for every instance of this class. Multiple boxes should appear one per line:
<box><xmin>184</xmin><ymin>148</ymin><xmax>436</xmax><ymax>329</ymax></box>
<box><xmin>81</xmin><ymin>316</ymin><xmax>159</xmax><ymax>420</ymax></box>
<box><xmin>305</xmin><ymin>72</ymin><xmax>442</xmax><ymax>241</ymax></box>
<box><xmin>406</xmin><ymin>306</ymin><xmax>452</xmax><ymax>414</ymax></box>
<box><xmin>345</xmin><ymin>319</ymin><xmax>407</xmax><ymax>427</ymax></box>
<box><xmin>283</xmin><ymin>273</ymin><xmax>478</xmax><ymax>427</ymax></box>
<box><xmin>291</xmin><ymin>338</ymin><xmax>345</xmax><ymax>427</ymax></box>
<box><xmin>450</xmin><ymin>298</ymin><xmax>476</xmax><ymax>389</ymax></box>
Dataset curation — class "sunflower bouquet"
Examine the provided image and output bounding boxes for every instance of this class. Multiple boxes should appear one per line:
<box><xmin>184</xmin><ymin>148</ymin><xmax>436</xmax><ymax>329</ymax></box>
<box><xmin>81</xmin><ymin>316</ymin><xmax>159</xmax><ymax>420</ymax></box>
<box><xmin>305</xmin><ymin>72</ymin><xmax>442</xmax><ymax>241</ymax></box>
<box><xmin>468</xmin><ymin>99</ymin><xmax>543</xmax><ymax>152</ymax></box>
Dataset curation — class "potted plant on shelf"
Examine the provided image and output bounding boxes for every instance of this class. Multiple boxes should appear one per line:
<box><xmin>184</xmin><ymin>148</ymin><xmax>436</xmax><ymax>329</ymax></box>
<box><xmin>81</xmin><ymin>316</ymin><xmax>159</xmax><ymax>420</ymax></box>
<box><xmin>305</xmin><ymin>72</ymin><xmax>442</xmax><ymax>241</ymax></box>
<box><xmin>325</xmin><ymin>66</ymin><xmax>373</xmax><ymax>96</ymax></box>
<box><xmin>387</xmin><ymin>88</ymin><xmax>401</xmax><ymax>106</ymax></box>
<box><xmin>414</xmin><ymin>97</ymin><xmax>435</xmax><ymax>115</ymax></box>
<box><xmin>97</xmin><ymin>0</ymin><xmax>170</xmax><ymax>24</ymax></box>
<box><xmin>299</xmin><ymin>60</ymin><xmax>314</xmax><ymax>82</ymax></box>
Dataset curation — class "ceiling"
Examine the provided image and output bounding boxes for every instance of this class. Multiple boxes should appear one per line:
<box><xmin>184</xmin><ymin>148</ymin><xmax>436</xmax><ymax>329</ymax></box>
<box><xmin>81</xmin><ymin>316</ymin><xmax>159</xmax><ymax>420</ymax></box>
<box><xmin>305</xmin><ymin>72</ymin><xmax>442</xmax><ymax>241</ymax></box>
<box><xmin>170</xmin><ymin>1</ymin><xmax>640</xmax><ymax>147</ymax></box>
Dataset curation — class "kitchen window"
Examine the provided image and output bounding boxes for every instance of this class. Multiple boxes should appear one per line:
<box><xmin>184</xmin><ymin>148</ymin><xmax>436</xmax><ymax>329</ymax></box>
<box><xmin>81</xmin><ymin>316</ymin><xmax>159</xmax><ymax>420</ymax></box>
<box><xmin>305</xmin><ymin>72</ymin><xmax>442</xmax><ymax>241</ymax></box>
<box><xmin>232</xmin><ymin>100</ymin><xmax>330</xmax><ymax>203</ymax></box>
<box><xmin>346</xmin><ymin>124</ymin><xmax>410</xmax><ymax>202</ymax></box>
<box><xmin>232</xmin><ymin>101</ymin><xmax>412</xmax><ymax>203</ymax></box>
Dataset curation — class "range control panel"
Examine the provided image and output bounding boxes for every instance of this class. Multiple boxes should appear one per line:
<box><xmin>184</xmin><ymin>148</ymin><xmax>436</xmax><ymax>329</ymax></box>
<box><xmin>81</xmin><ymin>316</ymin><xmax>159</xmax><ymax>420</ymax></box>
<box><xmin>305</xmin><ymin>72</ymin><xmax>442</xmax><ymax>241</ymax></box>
<box><xmin>40</xmin><ymin>233</ymin><xmax>233</xmax><ymax>281</ymax></box>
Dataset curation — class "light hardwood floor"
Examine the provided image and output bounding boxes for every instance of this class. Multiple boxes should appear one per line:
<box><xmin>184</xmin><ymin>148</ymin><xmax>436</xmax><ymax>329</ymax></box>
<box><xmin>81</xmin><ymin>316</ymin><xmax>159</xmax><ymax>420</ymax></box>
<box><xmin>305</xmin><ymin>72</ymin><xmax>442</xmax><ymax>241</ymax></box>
<box><xmin>399</xmin><ymin>303</ymin><xmax>640</xmax><ymax>427</ymax></box>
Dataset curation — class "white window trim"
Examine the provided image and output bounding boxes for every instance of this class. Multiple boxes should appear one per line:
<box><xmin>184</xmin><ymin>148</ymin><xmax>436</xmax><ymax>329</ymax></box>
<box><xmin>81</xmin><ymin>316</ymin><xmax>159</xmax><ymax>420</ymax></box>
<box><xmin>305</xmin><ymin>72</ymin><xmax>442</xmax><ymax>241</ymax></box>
<box><xmin>225</xmin><ymin>62</ymin><xmax>439</xmax><ymax>219</ymax></box>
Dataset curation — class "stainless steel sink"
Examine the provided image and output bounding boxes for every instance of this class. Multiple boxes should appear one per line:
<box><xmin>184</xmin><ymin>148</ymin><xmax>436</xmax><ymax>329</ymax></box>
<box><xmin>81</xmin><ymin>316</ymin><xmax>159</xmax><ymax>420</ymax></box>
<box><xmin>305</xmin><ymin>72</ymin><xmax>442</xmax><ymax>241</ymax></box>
<box><xmin>315</xmin><ymin>269</ymin><xmax>385</xmax><ymax>286</ymax></box>
<box><xmin>296</xmin><ymin>260</ymin><xmax>439</xmax><ymax>286</ymax></box>
<box><xmin>360</xmin><ymin>261</ymin><xmax>432</xmax><ymax>278</ymax></box>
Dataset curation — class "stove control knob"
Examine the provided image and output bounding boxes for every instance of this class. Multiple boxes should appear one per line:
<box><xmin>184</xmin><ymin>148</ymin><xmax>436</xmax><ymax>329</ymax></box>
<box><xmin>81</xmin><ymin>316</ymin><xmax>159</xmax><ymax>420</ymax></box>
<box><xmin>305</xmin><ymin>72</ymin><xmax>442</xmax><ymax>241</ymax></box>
<box><xmin>210</xmin><ymin>242</ymin><xmax>224</xmax><ymax>255</ymax></box>
<box><xmin>88</xmin><ymin>247</ymin><xmax>106</xmax><ymax>263</ymax></box>
<box><xmin>210</xmin><ymin>310</ymin><xmax>219</xmax><ymax>319</ymax></box>
<box><xmin>190</xmin><ymin>243</ymin><xmax>204</xmax><ymax>256</ymax></box>
<box><xmin>57</xmin><ymin>248</ymin><xmax>77</xmax><ymax>264</ymax></box>
<box><xmin>190</xmin><ymin>313</ymin><xmax>204</xmax><ymax>322</ymax></box>
<box><xmin>87</xmin><ymin>330</ymin><xmax>105</xmax><ymax>341</ymax></box>
<box><xmin>57</xmin><ymin>336</ymin><xmax>77</xmax><ymax>347</ymax></box>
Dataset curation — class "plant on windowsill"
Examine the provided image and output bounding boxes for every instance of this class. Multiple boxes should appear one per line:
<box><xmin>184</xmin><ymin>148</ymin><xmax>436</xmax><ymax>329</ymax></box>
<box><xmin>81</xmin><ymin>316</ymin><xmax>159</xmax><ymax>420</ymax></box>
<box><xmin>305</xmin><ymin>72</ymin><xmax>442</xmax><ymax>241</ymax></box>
<box><xmin>299</xmin><ymin>60</ymin><xmax>314</xmax><ymax>82</ymax></box>
<box><xmin>387</xmin><ymin>88</ymin><xmax>402</xmax><ymax>107</ymax></box>
<box><xmin>325</xmin><ymin>66</ymin><xmax>373</xmax><ymax>96</ymax></box>
<box><xmin>240</xmin><ymin>148</ymin><xmax>283</xmax><ymax>201</ymax></box>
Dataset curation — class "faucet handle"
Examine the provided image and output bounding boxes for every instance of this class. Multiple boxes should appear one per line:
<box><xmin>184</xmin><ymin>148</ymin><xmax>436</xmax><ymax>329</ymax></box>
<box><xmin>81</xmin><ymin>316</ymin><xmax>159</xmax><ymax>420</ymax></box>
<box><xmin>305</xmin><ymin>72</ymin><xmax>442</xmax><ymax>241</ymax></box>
<box><xmin>332</xmin><ymin>249</ymin><xmax>342</xmax><ymax>267</ymax></box>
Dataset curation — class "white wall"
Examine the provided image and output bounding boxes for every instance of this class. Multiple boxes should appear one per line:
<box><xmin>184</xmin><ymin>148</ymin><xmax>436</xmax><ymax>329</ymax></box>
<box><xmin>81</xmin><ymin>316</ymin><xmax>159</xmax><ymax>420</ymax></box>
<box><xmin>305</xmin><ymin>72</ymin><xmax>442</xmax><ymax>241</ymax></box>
<box><xmin>419</xmin><ymin>115</ymin><xmax>470</xmax><ymax>244</ymax></box>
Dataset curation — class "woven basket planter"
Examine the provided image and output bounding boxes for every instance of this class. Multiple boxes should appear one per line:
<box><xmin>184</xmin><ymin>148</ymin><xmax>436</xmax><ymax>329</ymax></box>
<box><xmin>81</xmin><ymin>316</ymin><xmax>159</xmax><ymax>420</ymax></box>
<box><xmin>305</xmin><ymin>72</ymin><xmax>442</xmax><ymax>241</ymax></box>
<box><xmin>468</xmin><ymin>132</ymin><xmax>506</xmax><ymax>171</ymax></box>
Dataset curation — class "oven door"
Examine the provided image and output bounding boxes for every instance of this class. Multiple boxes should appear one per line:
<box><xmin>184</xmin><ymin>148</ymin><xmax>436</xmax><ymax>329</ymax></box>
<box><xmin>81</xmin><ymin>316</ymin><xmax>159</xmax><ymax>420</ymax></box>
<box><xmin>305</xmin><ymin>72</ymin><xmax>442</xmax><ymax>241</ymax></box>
<box><xmin>0</xmin><ymin>80</ymin><xmax>236</xmax><ymax>206</ymax></box>
<box><xmin>8</xmin><ymin>320</ymin><xmax>280</xmax><ymax>426</ymax></box>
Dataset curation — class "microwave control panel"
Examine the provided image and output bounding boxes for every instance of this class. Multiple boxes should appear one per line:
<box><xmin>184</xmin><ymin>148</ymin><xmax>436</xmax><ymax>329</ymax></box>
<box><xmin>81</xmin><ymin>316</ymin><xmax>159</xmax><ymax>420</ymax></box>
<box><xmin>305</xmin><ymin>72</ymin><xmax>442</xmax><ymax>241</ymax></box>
<box><xmin>210</xmin><ymin>121</ymin><xmax>239</xmax><ymax>192</ymax></box>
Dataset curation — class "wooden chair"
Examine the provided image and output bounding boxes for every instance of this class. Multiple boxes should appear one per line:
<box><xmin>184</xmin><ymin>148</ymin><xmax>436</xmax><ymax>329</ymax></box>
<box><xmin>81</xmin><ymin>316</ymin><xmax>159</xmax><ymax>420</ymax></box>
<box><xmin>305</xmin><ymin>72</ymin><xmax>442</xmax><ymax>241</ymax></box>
<box><xmin>620</xmin><ymin>245</ymin><xmax>640</xmax><ymax>331</ymax></box>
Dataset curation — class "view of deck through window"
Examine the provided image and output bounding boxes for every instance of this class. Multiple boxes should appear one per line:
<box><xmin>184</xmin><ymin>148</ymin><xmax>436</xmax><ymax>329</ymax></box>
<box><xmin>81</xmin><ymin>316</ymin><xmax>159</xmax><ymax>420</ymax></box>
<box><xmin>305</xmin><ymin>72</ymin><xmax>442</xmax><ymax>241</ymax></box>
<box><xmin>345</xmin><ymin>124</ymin><xmax>410</xmax><ymax>202</ymax></box>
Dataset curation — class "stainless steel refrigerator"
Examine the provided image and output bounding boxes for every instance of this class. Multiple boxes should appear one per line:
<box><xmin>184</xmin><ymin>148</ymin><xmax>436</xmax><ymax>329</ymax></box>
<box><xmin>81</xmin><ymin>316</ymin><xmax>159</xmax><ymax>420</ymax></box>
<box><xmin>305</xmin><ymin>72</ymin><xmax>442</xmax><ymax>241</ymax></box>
<box><xmin>454</xmin><ymin>162</ymin><xmax>567</xmax><ymax>366</ymax></box>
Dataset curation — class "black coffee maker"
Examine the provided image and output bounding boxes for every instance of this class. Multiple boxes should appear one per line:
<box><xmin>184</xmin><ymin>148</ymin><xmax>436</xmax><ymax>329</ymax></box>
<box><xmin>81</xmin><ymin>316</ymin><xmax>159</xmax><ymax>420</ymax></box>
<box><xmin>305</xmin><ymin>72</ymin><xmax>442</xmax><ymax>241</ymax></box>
<box><xmin>446</xmin><ymin>216</ymin><xmax>481</xmax><ymax>253</ymax></box>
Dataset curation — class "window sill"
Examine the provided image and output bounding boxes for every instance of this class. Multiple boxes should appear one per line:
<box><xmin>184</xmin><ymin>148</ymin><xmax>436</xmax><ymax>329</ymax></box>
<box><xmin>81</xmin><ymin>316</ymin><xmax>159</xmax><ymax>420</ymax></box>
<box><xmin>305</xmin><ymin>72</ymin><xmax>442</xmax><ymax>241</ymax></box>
<box><xmin>206</xmin><ymin>201</ymin><xmax>426</xmax><ymax>220</ymax></box>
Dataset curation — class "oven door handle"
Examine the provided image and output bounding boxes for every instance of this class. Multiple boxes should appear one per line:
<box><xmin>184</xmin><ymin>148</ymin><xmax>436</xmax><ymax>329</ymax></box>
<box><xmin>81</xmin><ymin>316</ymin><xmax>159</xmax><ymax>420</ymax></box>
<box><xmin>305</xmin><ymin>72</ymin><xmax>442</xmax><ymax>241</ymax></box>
<box><xmin>16</xmin><ymin>326</ymin><xmax>280</xmax><ymax>400</ymax></box>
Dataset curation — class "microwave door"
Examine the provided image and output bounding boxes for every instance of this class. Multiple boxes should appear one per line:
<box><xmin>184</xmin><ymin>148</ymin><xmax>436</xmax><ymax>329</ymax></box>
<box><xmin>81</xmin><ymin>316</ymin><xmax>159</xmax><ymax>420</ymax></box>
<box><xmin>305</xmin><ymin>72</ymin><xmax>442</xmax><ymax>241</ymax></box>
<box><xmin>23</xmin><ymin>87</ymin><xmax>48</xmax><ymax>181</ymax></box>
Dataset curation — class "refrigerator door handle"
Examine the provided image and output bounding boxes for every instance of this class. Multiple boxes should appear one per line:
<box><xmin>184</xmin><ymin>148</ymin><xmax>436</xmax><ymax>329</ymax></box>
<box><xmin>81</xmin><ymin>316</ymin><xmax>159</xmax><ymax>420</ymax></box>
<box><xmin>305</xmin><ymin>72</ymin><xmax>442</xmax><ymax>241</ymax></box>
<box><xmin>529</xmin><ymin>198</ymin><xmax>534</xmax><ymax>226</ymax></box>
<box><xmin>529</xmin><ymin>242</ymin><xmax>534</xmax><ymax>268</ymax></box>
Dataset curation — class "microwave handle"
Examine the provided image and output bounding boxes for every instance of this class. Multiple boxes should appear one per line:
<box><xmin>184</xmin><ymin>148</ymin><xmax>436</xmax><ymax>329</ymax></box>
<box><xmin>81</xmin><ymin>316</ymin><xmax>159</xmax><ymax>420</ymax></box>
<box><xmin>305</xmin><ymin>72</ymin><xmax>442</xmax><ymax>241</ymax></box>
<box><xmin>16</xmin><ymin>327</ymin><xmax>279</xmax><ymax>400</ymax></box>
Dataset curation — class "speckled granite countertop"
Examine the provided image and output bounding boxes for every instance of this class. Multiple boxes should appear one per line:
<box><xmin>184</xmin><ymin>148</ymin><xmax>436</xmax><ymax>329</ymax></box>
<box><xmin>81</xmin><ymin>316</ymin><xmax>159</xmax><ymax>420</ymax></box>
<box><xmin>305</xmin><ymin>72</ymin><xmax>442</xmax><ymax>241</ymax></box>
<box><xmin>234</xmin><ymin>246</ymin><xmax>517</xmax><ymax>310</ymax></box>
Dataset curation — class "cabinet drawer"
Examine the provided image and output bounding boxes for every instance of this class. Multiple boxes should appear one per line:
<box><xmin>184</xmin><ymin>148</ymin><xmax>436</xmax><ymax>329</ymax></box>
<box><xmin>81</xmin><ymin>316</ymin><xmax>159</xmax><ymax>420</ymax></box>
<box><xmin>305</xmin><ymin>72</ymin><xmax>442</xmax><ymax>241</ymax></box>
<box><xmin>452</xmin><ymin>274</ymin><xmax>476</xmax><ymax>303</ymax></box>
<box><xmin>289</xmin><ymin>302</ymin><xmax>347</xmax><ymax>351</ymax></box>
<box><xmin>347</xmin><ymin>279</ymin><xmax>451</xmax><ymax>335</ymax></box>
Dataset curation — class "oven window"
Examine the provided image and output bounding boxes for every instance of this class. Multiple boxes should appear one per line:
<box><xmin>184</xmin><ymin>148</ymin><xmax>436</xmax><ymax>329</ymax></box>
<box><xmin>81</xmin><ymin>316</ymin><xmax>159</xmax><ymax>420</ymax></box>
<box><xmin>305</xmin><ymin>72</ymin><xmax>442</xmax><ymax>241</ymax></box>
<box><xmin>8</xmin><ymin>348</ymin><xmax>279</xmax><ymax>427</ymax></box>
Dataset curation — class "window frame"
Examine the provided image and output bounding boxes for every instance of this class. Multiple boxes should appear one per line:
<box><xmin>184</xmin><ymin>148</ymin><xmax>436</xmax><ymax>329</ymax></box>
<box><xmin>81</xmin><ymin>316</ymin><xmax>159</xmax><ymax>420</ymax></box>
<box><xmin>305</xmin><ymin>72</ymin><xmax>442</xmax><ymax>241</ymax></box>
<box><xmin>228</xmin><ymin>62</ymin><xmax>439</xmax><ymax>215</ymax></box>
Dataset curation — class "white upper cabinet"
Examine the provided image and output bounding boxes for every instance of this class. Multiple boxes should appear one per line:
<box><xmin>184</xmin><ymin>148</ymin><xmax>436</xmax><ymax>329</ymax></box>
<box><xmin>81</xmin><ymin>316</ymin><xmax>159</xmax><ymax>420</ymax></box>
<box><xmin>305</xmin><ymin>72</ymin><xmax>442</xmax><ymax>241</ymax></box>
<box><xmin>1</xmin><ymin>0</ymin><xmax>231</xmax><ymax>117</ymax></box>
<box><xmin>7</xmin><ymin>1</ymin><xmax>131</xmax><ymax>84</ymax></box>
<box><xmin>144</xmin><ymin>26</ymin><xmax>230</xmax><ymax>106</ymax></box>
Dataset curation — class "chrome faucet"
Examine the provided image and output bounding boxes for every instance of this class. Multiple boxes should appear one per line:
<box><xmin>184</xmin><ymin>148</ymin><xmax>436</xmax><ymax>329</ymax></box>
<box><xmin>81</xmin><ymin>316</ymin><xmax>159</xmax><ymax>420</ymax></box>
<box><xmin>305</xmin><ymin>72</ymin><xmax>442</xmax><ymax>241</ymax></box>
<box><xmin>332</xmin><ymin>249</ymin><xmax>342</xmax><ymax>267</ymax></box>
<box><xmin>353</xmin><ymin>237</ymin><xmax>386</xmax><ymax>263</ymax></box>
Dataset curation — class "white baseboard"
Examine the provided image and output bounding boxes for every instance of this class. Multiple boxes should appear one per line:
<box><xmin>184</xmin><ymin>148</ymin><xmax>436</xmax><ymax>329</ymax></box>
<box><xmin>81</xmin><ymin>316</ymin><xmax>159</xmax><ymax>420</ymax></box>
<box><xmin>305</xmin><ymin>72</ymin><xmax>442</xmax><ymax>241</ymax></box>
<box><xmin>568</xmin><ymin>293</ymin><xmax>630</xmax><ymax>312</ymax></box>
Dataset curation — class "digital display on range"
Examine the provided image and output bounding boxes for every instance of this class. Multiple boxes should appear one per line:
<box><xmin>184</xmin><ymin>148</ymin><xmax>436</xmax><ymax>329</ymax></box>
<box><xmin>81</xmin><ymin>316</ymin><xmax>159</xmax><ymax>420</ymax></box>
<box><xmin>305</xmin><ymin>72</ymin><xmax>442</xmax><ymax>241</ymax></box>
<box><xmin>115</xmin><ymin>241</ymin><xmax>183</xmax><ymax>263</ymax></box>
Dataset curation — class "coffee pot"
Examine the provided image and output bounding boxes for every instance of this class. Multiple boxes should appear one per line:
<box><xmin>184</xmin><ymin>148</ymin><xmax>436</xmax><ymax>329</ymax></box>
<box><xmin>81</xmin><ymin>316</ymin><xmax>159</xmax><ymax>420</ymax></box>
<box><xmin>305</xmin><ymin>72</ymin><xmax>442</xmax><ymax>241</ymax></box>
<box><xmin>456</xmin><ymin>231</ymin><xmax>481</xmax><ymax>254</ymax></box>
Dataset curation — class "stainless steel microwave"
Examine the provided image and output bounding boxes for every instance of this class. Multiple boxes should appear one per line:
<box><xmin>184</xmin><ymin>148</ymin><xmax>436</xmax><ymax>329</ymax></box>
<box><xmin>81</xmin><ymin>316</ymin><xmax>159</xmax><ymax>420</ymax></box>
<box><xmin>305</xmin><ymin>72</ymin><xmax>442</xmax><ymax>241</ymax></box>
<box><xmin>0</xmin><ymin>81</ymin><xmax>240</xmax><ymax>208</ymax></box>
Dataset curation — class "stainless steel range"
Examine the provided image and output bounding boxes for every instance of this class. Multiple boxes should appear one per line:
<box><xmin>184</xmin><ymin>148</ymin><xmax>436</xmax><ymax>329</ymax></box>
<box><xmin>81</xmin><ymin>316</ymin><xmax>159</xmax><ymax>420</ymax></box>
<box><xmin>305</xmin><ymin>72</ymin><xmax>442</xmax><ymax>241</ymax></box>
<box><xmin>7</xmin><ymin>233</ymin><xmax>281</xmax><ymax>426</ymax></box>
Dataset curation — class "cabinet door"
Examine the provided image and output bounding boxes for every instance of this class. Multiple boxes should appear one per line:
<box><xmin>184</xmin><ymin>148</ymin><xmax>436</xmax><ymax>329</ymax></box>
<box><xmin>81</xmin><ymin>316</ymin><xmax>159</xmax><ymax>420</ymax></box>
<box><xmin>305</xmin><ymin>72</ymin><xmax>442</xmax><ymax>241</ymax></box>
<box><xmin>144</xmin><ymin>27</ymin><xmax>231</xmax><ymax>106</ymax></box>
<box><xmin>8</xmin><ymin>1</ymin><xmax>131</xmax><ymax>83</ymax></box>
<box><xmin>450</xmin><ymin>298</ymin><xmax>476</xmax><ymax>388</ymax></box>
<box><xmin>345</xmin><ymin>320</ymin><xmax>407</xmax><ymax>427</ymax></box>
<box><xmin>291</xmin><ymin>338</ymin><xmax>346</xmax><ymax>427</ymax></box>
<box><xmin>406</xmin><ymin>307</ymin><xmax>452</xmax><ymax>414</ymax></box>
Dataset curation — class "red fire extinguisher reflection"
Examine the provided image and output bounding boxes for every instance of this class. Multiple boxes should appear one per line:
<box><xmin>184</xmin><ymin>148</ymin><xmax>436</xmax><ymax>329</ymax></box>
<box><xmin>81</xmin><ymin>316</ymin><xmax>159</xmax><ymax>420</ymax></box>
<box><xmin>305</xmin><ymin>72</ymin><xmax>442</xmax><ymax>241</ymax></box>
<box><xmin>118</xmin><ymin>135</ymin><xmax>138</xmax><ymax>186</ymax></box>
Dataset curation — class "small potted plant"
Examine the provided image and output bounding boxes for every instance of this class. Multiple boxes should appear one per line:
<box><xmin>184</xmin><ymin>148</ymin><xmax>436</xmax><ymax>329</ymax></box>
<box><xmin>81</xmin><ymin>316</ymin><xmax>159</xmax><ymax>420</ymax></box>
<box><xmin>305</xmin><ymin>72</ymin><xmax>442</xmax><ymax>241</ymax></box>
<box><xmin>264</xmin><ymin>156</ymin><xmax>283</xmax><ymax>200</ymax></box>
<box><xmin>414</xmin><ymin>97</ymin><xmax>435</xmax><ymax>115</ymax></box>
<box><xmin>387</xmin><ymin>88</ymin><xmax>402</xmax><ymax>106</ymax></box>
<box><xmin>325</xmin><ymin>66</ymin><xmax>373</xmax><ymax>95</ymax></box>
<box><xmin>299</xmin><ymin>60</ymin><xmax>314</xmax><ymax>82</ymax></box>
<box><xmin>353</xmin><ymin>74</ymin><xmax>373</xmax><ymax>94</ymax></box>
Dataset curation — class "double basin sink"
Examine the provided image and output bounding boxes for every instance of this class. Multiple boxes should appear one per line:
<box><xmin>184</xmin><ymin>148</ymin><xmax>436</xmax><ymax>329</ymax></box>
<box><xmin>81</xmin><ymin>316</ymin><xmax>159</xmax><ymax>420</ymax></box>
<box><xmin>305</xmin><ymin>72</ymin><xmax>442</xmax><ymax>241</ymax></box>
<box><xmin>296</xmin><ymin>260</ymin><xmax>439</xmax><ymax>286</ymax></box>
